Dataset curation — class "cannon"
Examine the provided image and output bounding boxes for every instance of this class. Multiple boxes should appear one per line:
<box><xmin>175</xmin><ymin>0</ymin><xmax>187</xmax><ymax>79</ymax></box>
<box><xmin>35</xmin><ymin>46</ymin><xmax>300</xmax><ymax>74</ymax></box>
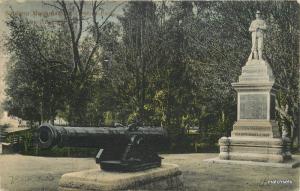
<box><xmin>38</xmin><ymin>123</ymin><xmax>168</xmax><ymax>172</ymax></box>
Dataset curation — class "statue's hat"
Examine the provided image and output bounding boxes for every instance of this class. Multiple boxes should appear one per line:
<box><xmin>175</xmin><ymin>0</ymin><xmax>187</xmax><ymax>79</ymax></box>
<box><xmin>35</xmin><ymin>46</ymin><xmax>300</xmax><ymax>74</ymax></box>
<box><xmin>256</xmin><ymin>10</ymin><xmax>261</xmax><ymax>14</ymax></box>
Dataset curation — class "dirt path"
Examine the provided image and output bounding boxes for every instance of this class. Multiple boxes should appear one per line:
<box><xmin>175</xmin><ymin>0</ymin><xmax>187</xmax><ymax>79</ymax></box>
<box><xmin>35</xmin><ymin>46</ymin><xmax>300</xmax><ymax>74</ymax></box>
<box><xmin>0</xmin><ymin>153</ymin><xmax>299</xmax><ymax>191</ymax></box>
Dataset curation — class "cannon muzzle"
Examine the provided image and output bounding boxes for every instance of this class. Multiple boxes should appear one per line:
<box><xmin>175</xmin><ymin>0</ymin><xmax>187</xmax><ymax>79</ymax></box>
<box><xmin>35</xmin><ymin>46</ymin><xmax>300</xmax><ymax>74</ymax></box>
<box><xmin>38</xmin><ymin>124</ymin><xmax>56</xmax><ymax>148</ymax></box>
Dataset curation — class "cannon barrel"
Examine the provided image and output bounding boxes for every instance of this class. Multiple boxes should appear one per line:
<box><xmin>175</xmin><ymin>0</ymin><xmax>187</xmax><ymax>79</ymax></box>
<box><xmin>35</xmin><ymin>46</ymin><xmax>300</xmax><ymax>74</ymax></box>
<box><xmin>38</xmin><ymin>123</ymin><xmax>168</xmax><ymax>149</ymax></box>
<box><xmin>38</xmin><ymin>123</ymin><xmax>168</xmax><ymax>171</ymax></box>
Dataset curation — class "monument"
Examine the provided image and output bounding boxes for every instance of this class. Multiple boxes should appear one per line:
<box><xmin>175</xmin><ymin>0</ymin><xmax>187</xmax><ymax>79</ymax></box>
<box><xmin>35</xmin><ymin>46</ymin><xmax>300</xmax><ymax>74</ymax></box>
<box><xmin>38</xmin><ymin>123</ymin><xmax>182</xmax><ymax>190</ymax></box>
<box><xmin>208</xmin><ymin>11</ymin><xmax>298</xmax><ymax>167</ymax></box>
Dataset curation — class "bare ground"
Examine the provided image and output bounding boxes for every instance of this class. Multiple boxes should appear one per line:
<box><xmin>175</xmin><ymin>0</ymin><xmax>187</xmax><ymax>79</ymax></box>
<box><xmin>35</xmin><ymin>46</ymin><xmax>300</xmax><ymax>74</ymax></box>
<box><xmin>0</xmin><ymin>153</ymin><xmax>299</xmax><ymax>191</ymax></box>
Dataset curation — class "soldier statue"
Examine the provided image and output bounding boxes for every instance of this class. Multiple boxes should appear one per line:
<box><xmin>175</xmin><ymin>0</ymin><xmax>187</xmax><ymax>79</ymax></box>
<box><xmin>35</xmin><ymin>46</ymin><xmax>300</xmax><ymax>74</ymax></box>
<box><xmin>248</xmin><ymin>11</ymin><xmax>267</xmax><ymax>61</ymax></box>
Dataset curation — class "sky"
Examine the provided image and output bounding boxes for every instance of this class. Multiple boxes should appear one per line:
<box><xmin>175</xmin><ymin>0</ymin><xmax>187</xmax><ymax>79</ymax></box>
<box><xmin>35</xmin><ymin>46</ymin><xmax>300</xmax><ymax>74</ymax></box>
<box><xmin>0</xmin><ymin>0</ymin><xmax>124</xmax><ymax>126</ymax></box>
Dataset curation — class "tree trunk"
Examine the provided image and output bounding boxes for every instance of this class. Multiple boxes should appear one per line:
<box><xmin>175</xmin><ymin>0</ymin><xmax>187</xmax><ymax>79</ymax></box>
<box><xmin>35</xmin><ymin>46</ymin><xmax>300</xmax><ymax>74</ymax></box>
<box><xmin>40</xmin><ymin>102</ymin><xmax>44</xmax><ymax>125</ymax></box>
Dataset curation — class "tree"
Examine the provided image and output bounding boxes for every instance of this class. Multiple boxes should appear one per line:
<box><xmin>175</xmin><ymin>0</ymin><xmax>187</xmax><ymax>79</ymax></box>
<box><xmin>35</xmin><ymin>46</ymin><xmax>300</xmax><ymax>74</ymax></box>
<box><xmin>4</xmin><ymin>1</ymin><xmax>122</xmax><ymax>125</ymax></box>
<box><xmin>41</xmin><ymin>0</ymin><xmax>122</xmax><ymax>125</ymax></box>
<box><xmin>4</xmin><ymin>13</ymin><xmax>69</xmax><ymax>124</ymax></box>
<box><xmin>100</xmin><ymin>1</ymin><xmax>162</xmax><ymax>124</ymax></box>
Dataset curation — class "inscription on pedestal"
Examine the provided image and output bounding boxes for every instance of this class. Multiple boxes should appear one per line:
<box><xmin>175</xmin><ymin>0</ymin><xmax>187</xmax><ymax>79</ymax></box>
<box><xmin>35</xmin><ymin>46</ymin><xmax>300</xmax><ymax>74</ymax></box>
<box><xmin>240</xmin><ymin>94</ymin><xmax>267</xmax><ymax>119</ymax></box>
<box><xmin>234</xmin><ymin>126</ymin><xmax>271</xmax><ymax>131</ymax></box>
<box><xmin>242</xmin><ymin>67</ymin><xmax>266</xmax><ymax>74</ymax></box>
<box><xmin>234</xmin><ymin>132</ymin><xmax>270</xmax><ymax>137</ymax></box>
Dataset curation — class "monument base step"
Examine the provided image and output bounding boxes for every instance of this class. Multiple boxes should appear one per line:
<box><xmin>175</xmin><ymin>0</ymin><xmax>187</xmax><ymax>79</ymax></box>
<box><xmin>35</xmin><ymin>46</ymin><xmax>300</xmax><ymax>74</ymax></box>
<box><xmin>58</xmin><ymin>163</ymin><xmax>182</xmax><ymax>191</ymax></box>
<box><xmin>219</xmin><ymin>152</ymin><xmax>291</xmax><ymax>163</ymax></box>
<box><xmin>204</xmin><ymin>157</ymin><xmax>300</xmax><ymax>168</ymax></box>
<box><xmin>218</xmin><ymin>137</ymin><xmax>291</xmax><ymax>163</ymax></box>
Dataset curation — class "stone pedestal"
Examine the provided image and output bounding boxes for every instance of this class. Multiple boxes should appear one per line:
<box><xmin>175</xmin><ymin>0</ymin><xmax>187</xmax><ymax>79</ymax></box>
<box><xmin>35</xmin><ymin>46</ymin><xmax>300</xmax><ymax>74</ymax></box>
<box><xmin>218</xmin><ymin>59</ymin><xmax>292</xmax><ymax>163</ymax></box>
<box><xmin>58</xmin><ymin>163</ymin><xmax>182</xmax><ymax>191</ymax></box>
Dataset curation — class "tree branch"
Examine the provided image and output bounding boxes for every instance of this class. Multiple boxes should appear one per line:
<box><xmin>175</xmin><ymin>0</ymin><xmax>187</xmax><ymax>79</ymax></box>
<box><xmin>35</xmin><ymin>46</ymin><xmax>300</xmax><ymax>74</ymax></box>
<box><xmin>33</xmin><ymin>41</ymin><xmax>67</xmax><ymax>69</ymax></box>
<box><xmin>98</xmin><ymin>2</ymin><xmax>123</xmax><ymax>30</ymax></box>
<box><xmin>43</xmin><ymin>2</ymin><xmax>63</xmax><ymax>10</ymax></box>
<box><xmin>74</xmin><ymin>0</ymin><xmax>84</xmax><ymax>44</ymax></box>
<box><xmin>84</xmin><ymin>1</ymin><xmax>123</xmax><ymax>71</ymax></box>
<box><xmin>57</xmin><ymin>0</ymin><xmax>81</xmax><ymax>73</ymax></box>
<box><xmin>95</xmin><ymin>0</ymin><xmax>104</xmax><ymax>9</ymax></box>
<box><xmin>83</xmin><ymin>1</ymin><xmax>101</xmax><ymax>71</ymax></box>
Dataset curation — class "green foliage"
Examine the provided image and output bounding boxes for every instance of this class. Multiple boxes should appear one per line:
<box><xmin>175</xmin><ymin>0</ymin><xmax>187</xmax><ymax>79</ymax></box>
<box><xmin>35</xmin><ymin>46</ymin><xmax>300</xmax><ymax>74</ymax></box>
<box><xmin>4</xmin><ymin>13</ymin><xmax>69</xmax><ymax>123</ymax></box>
<box><xmin>103</xmin><ymin>111</ymin><xmax>114</xmax><ymax>126</ymax></box>
<box><xmin>0</xmin><ymin>124</ymin><xmax>11</xmax><ymax>129</ymax></box>
<box><xmin>22</xmin><ymin>131</ymin><xmax>32</xmax><ymax>153</ymax></box>
<box><xmin>5</xmin><ymin>129</ymin><xmax>34</xmax><ymax>153</ymax></box>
